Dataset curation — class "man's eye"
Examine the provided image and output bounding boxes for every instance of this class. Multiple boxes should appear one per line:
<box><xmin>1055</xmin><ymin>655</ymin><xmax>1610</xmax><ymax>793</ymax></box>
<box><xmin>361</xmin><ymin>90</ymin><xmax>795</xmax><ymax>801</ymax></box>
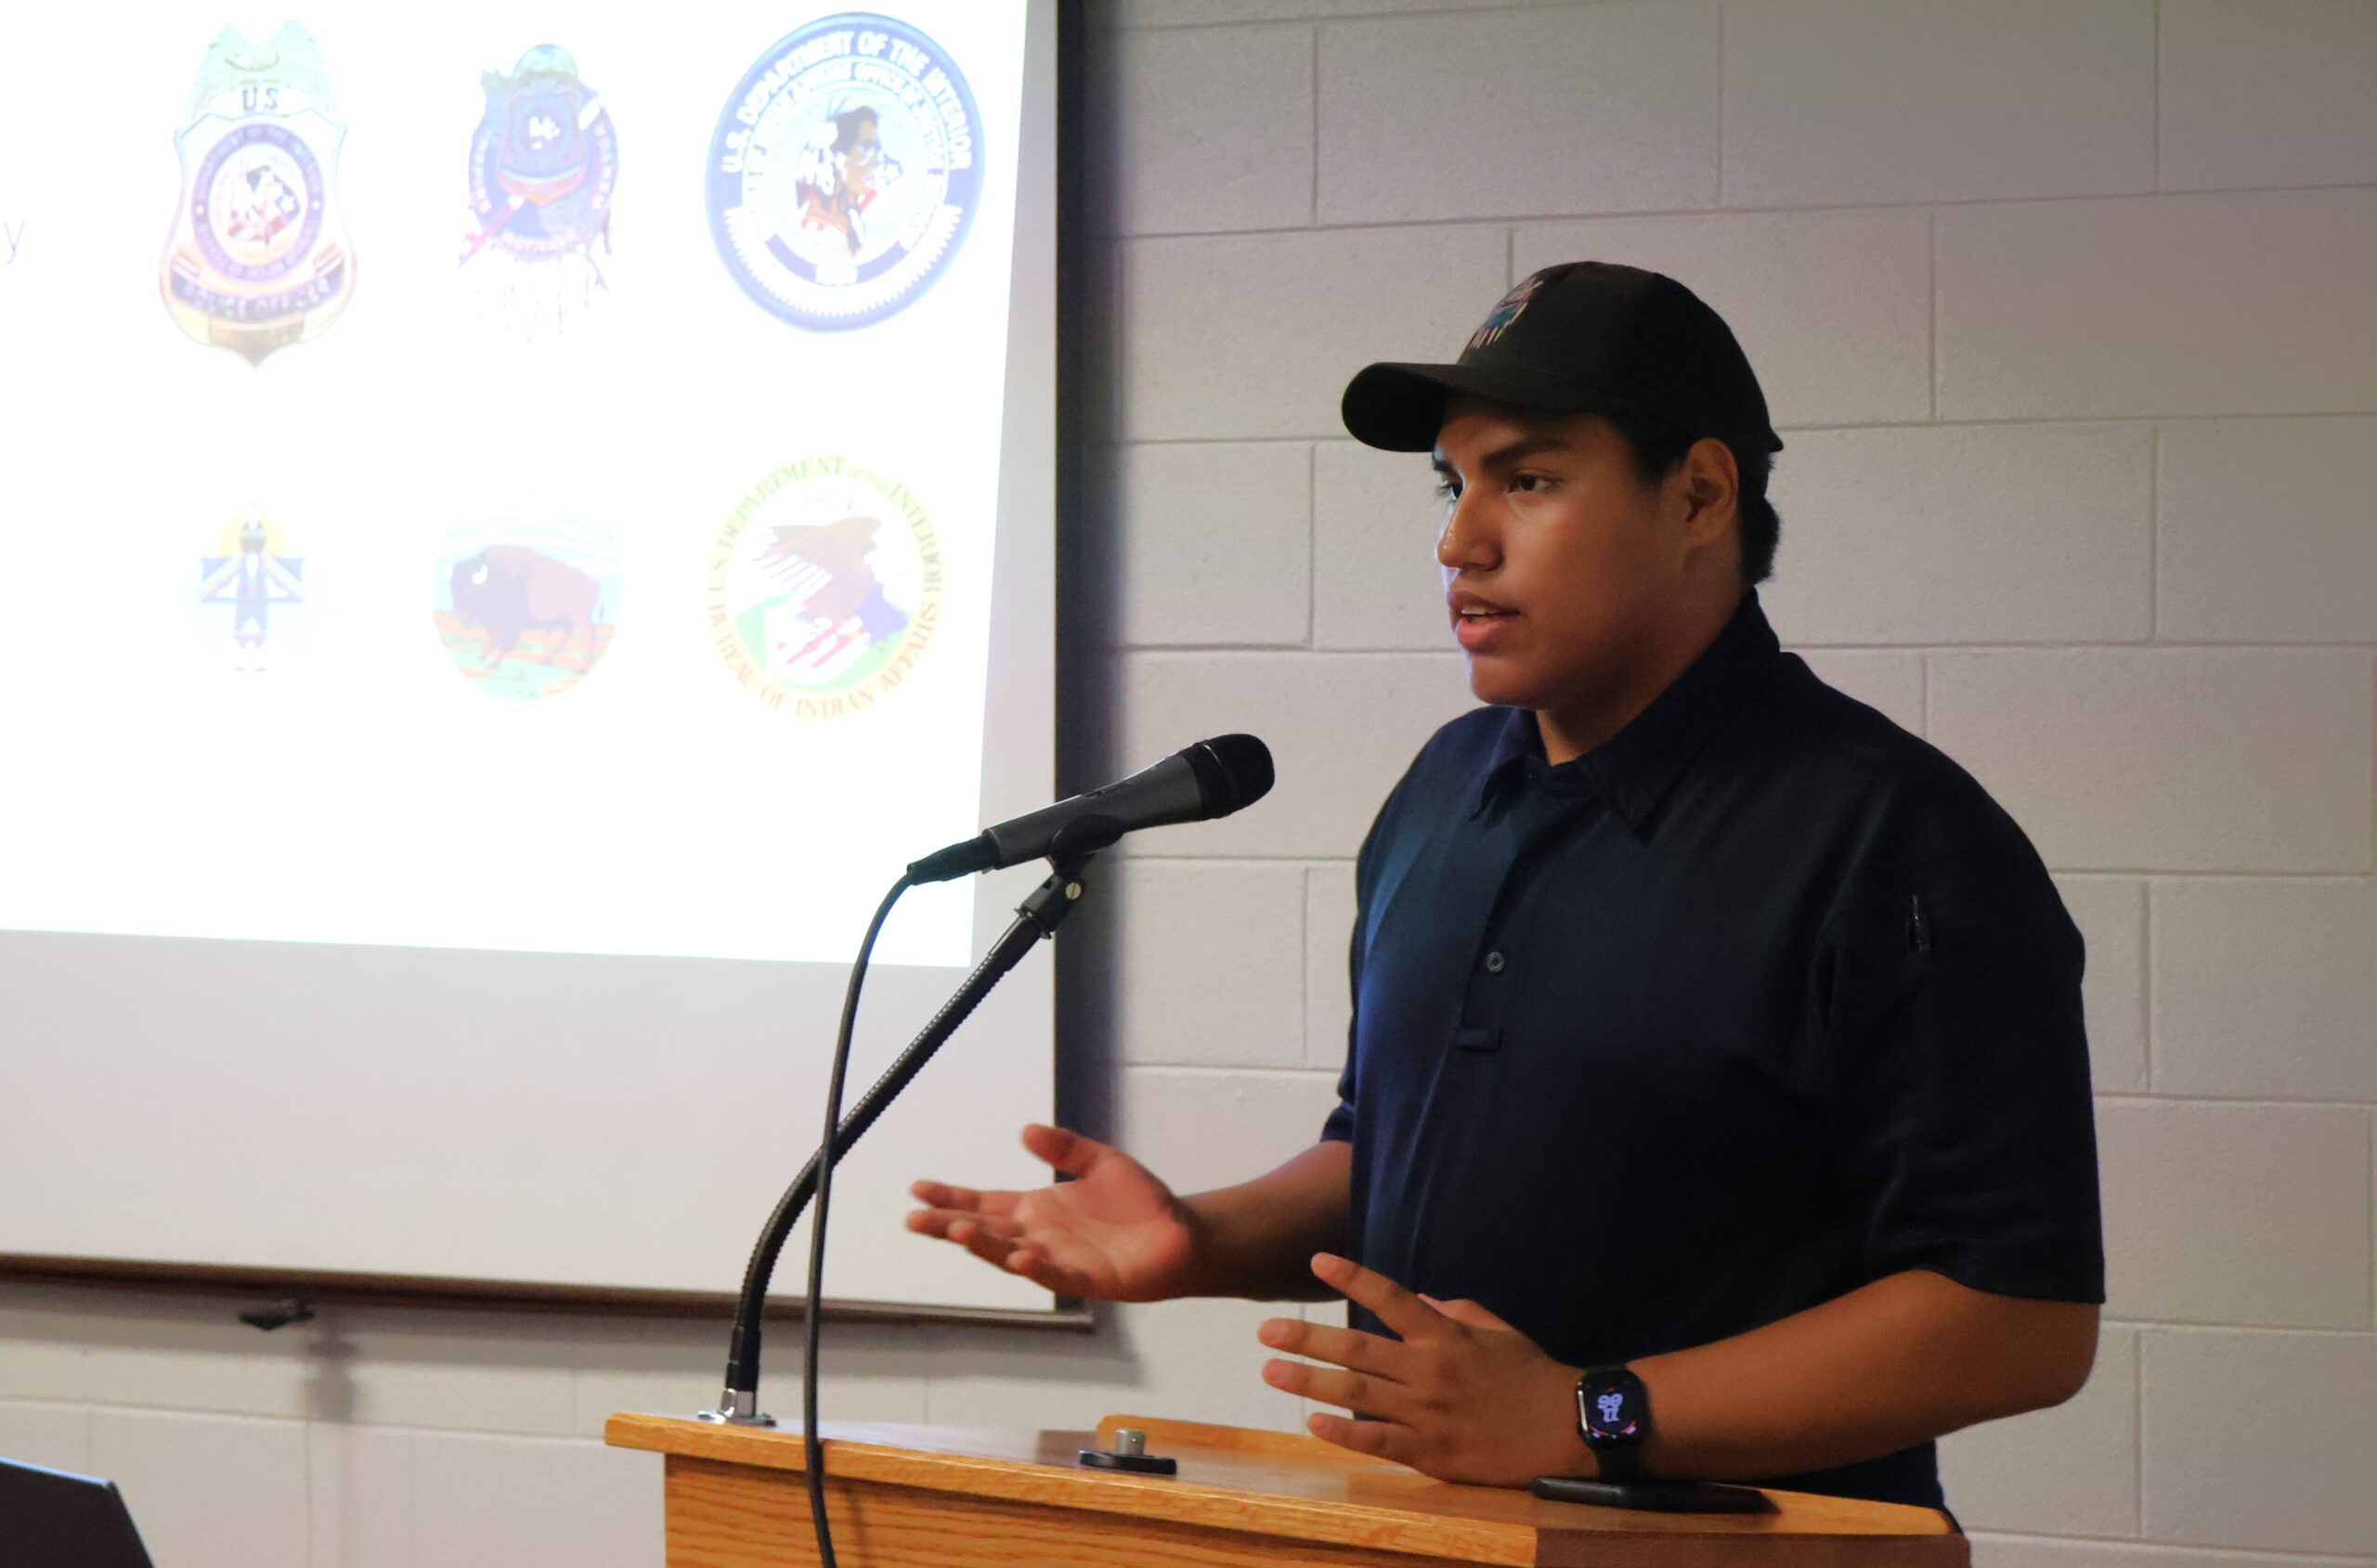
<box><xmin>1510</xmin><ymin>473</ymin><xmax>1549</xmax><ymax>493</ymax></box>
<box><xmin>1434</xmin><ymin>477</ymin><xmax>1461</xmax><ymax>502</ymax></box>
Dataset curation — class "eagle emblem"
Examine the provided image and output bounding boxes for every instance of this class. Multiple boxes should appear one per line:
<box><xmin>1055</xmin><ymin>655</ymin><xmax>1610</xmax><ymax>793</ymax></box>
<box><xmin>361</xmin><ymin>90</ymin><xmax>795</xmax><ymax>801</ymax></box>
<box><xmin>707</xmin><ymin>458</ymin><xmax>942</xmax><ymax>716</ymax></box>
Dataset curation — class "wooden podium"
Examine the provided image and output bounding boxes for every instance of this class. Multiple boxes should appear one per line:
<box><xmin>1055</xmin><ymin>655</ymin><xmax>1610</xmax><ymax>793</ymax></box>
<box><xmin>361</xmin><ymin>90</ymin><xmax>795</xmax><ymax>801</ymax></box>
<box><xmin>606</xmin><ymin>1411</ymin><xmax>1968</xmax><ymax>1567</ymax></box>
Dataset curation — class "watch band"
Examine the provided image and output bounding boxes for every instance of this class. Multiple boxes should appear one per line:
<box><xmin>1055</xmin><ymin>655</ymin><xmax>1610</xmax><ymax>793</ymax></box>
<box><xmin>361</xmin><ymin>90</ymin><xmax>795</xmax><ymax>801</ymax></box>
<box><xmin>1594</xmin><ymin>1432</ymin><xmax>1643</xmax><ymax>1481</ymax></box>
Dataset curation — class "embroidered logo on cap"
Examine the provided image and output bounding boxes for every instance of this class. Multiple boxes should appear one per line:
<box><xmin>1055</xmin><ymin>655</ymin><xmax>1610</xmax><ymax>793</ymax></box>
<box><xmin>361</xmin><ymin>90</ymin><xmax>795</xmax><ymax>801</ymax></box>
<box><xmin>1465</xmin><ymin>272</ymin><xmax>1545</xmax><ymax>352</ymax></box>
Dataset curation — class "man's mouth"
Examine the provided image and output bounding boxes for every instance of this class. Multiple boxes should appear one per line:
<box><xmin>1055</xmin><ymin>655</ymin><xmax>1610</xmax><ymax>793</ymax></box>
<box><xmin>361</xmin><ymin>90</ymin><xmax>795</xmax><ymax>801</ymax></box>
<box><xmin>1450</xmin><ymin>598</ymin><xmax>1518</xmax><ymax>650</ymax></box>
<box><xmin>1448</xmin><ymin>588</ymin><xmax>1514</xmax><ymax>618</ymax></box>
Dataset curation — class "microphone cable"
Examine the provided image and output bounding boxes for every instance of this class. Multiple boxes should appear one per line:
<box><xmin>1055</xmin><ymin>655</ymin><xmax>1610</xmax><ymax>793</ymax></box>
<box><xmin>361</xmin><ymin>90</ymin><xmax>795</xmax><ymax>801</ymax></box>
<box><xmin>801</xmin><ymin>870</ymin><xmax>913</xmax><ymax>1568</ymax></box>
<box><xmin>732</xmin><ymin>829</ymin><xmax>1116</xmax><ymax>1562</ymax></box>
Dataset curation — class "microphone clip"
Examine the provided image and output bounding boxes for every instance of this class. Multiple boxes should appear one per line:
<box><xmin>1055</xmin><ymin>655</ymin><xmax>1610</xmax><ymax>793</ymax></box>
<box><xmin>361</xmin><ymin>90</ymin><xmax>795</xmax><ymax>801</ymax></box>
<box><xmin>1016</xmin><ymin>818</ymin><xmax>1119</xmax><ymax>939</ymax></box>
<box><xmin>1043</xmin><ymin>814</ymin><xmax>1124</xmax><ymax>871</ymax></box>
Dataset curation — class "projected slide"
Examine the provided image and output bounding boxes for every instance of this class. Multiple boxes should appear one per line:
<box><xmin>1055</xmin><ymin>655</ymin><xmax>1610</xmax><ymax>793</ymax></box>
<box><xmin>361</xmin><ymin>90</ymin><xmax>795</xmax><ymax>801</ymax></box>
<box><xmin>0</xmin><ymin>4</ymin><xmax>1032</xmax><ymax>966</ymax></box>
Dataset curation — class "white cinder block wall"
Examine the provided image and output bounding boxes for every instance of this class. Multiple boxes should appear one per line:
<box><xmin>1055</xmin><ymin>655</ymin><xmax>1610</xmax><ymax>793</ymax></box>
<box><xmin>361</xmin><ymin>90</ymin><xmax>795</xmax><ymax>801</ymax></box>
<box><xmin>4</xmin><ymin>3</ymin><xmax>2372</xmax><ymax>1562</ymax></box>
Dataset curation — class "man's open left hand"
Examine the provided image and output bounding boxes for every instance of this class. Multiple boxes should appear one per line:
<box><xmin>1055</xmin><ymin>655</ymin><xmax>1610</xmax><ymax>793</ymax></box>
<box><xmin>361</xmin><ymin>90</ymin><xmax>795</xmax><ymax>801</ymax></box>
<box><xmin>1256</xmin><ymin>1253</ymin><xmax>1593</xmax><ymax>1486</ymax></box>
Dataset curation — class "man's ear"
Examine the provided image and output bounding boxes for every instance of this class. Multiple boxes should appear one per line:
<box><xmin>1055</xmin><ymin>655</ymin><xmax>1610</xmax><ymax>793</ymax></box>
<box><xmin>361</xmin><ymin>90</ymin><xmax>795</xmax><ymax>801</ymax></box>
<box><xmin>1677</xmin><ymin>438</ymin><xmax>1740</xmax><ymax>551</ymax></box>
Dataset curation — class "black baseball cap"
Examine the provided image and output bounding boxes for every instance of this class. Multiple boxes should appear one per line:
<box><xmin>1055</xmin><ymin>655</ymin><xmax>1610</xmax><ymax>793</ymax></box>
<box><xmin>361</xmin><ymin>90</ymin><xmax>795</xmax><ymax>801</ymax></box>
<box><xmin>1340</xmin><ymin>262</ymin><xmax>1785</xmax><ymax>474</ymax></box>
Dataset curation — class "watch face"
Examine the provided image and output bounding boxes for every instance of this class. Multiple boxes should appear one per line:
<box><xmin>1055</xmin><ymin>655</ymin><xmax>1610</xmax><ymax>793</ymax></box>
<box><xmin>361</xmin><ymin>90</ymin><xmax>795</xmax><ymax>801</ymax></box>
<box><xmin>1583</xmin><ymin>1378</ymin><xmax>1643</xmax><ymax>1441</ymax></box>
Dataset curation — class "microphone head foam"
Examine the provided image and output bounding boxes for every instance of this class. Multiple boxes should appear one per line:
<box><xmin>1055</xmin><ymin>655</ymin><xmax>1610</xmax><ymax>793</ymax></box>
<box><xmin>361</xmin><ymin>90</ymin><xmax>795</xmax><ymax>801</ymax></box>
<box><xmin>1195</xmin><ymin>733</ymin><xmax>1275</xmax><ymax>814</ymax></box>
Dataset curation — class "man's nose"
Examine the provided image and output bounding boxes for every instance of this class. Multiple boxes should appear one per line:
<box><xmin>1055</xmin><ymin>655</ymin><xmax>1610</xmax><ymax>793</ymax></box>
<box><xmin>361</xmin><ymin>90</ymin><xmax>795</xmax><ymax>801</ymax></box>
<box><xmin>1436</xmin><ymin>492</ymin><xmax>1499</xmax><ymax>572</ymax></box>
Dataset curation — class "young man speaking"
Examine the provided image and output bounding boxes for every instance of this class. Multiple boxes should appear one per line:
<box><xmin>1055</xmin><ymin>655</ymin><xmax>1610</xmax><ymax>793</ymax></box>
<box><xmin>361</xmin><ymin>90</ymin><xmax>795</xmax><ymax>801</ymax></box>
<box><xmin>907</xmin><ymin>262</ymin><xmax>2104</xmax><ymax>1510</ymax></box>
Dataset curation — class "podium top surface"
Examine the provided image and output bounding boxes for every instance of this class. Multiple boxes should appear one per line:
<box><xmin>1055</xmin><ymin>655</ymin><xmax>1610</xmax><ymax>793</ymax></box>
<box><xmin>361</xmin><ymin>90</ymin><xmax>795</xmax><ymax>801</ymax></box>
<box><xmin>607</xmin><ymin>1411</ymin><xmax>1965</xmax><ymax>1568</ymax></box>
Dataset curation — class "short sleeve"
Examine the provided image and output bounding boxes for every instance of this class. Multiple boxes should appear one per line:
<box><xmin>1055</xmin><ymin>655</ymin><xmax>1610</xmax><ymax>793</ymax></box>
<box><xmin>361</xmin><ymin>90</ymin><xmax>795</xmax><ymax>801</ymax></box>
<box><xmin>1319</xmin><ymin>884</ymin><xmax>1358</xmax><ymax>1143</ymax></box>
<box><xmin>1319</xmin><ymin>849</ymin><xmax>1366</xmax><ymax>1147</ymax></box>
<box><xmin>1320</xmin><ymin>768</ymin><xmax>1410</xmax><ymax>1147</ymax></box>
<box><xmin>1816</xmin><ymin>849</ymin><xmax>2105</xmax><ymax>1303</ymax></box>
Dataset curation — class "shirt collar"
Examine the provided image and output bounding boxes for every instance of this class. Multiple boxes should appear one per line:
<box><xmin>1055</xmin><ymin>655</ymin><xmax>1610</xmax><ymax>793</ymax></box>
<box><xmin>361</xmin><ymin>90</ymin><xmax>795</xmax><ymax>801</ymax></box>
<box><xmin>1472</xmin><ymin>590</ymin><xmax>1786</xmax><ymax>835</ymax></box>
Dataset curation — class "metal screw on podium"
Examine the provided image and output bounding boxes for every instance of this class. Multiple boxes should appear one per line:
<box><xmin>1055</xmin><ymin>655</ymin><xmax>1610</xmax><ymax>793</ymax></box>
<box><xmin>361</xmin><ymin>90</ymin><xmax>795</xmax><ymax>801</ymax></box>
<box><xmin>1078</xmin><ymin>1426</ymin><xmax>1177</xmax><ymax>1476</ymax></box>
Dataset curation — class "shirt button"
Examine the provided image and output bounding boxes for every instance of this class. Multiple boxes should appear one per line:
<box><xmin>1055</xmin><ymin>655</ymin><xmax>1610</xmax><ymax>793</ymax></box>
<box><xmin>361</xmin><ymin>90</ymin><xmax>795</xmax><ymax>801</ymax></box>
<box><xmin>1484</xmin><ymin>951</ymin><xmax>1507</xmax><ymax>975</ymax></box>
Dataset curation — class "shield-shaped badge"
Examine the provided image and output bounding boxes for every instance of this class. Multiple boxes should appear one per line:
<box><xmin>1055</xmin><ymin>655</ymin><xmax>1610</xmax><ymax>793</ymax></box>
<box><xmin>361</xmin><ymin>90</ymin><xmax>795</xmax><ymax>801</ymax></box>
<box><xmin>161</xmin><ymin>23</ymin><xmax>354</xmax><ymax>366</ymax></box>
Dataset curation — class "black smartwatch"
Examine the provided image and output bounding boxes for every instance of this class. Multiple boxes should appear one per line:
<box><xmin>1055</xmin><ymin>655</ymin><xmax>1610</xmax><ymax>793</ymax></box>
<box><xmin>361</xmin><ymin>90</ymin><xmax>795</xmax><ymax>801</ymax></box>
<box><xmin>1575</xmin><ymin>1365</ymin><xmax>1651</xmax><ymax>1481</ymax></box>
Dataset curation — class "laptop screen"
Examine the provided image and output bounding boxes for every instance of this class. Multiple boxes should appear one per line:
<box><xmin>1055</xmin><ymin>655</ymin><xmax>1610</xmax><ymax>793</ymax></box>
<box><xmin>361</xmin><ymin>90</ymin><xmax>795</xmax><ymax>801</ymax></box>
<box><xmin>0</xmin><ymin>1458</ymin><xmax>155</xmax><ymax>1568</ymax></box>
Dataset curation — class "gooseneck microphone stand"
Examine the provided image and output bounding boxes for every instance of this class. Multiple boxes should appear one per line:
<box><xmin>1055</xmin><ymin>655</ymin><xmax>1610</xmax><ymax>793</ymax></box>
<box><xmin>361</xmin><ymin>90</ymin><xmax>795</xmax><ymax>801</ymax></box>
<box><xmin>699</xmin><ymin>815</ymin><xmax>1124</xmax><ymax>1568</ymax></box>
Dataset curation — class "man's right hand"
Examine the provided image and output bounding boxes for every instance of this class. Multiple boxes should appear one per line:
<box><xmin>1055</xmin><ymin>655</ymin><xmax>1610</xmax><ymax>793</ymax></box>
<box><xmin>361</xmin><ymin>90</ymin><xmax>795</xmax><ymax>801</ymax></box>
<box><xmin>906</xmin><ymin>1123</ymin><xmax>1201</xmax><ymax>1302</ymax></box>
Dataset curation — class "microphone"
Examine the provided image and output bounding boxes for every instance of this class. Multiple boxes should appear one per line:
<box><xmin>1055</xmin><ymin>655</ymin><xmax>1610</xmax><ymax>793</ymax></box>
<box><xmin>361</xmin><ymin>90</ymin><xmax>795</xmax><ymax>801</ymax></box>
<box><xmin>906</xmin><ymin>734</ymin><xmax>1274</xmax><ymax>883</ymax></box>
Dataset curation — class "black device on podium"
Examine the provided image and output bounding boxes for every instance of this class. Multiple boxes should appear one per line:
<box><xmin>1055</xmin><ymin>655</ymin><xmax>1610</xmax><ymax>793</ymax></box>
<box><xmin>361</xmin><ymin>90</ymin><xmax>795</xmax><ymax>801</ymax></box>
<box><xmin>1532</xmin><ymin>1475</ymin><xmax>1777</xmax><ymax>1514</ymax></box>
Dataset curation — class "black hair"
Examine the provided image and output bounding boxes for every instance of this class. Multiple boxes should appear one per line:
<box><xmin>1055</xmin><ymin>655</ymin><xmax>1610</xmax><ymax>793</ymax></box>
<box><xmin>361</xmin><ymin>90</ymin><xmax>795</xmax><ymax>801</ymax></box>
<box><xmin>833</xmin><ymin>107</ymin><xmax>880</xmax><ymax>151</ymax></box>
<box><xmin>1602</xmin><ymin>408</ymin><xmax>1781</xmax><ymax>587</ymax></box>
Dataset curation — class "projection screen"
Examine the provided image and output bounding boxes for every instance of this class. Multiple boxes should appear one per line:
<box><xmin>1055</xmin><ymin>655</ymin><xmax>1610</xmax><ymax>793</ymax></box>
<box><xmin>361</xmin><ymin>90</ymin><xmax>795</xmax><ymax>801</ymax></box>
<box><xmin>0</xmin><ymin>0</ymin><xmax>1065</xmax><ymax>1318</ymax></box>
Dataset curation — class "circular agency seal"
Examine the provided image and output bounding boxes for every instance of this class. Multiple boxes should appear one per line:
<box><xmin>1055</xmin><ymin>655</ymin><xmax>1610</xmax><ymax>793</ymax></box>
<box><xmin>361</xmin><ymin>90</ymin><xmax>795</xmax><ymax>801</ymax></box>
<box><xmin>705</xmin><ymin>13</ymin><xmax>982</xmax><ymax>330</ymax></box>
<box><xmin>194</xmin><ymin>123</ymin><xmax>327</xmax><ymax>283</ymax></box>
<box><xmin>707</xmin><ymin>457</ymin><xmax>943</xmax><ymax>715</ymax></box>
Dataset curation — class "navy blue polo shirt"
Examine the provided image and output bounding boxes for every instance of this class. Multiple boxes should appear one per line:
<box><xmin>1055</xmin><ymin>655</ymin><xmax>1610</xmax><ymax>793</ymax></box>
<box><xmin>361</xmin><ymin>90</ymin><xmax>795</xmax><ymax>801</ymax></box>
<box><xmin>1320</xmin><ymin>589</ymin><xmax>2103</xmax><ymax>1510</ymax></box>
